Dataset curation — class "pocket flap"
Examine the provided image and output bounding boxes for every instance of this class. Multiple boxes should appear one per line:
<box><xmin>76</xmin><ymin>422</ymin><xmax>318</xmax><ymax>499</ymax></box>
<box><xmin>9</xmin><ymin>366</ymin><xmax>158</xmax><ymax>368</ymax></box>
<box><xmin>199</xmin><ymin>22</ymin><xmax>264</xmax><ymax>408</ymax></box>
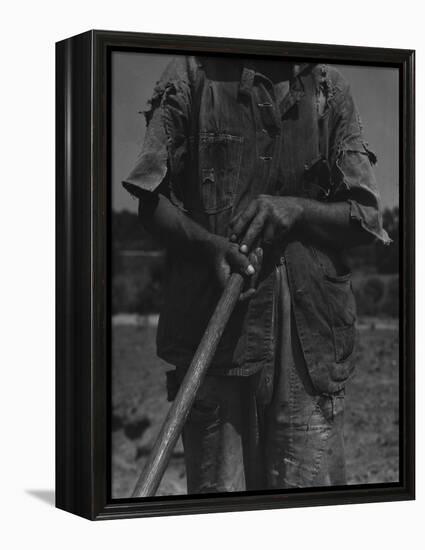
<box><xmin>198</xmin><ymin>133</ymin><xmax>243</xmax><ymax>213</ymax></box>
<box><xmin>334</xmin><ymin>325</ymin><xmax>356</xmax><ymax>363</ymax></box>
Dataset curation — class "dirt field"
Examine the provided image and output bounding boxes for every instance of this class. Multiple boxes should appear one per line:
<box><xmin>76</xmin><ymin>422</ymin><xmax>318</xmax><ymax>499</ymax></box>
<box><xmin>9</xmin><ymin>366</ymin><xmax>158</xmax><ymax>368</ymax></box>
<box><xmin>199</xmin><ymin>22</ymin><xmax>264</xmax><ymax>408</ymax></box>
<box><xmin>111</xmin><ymin>322</ymin><xmax>399</xmax><ymax>498</ymax></box>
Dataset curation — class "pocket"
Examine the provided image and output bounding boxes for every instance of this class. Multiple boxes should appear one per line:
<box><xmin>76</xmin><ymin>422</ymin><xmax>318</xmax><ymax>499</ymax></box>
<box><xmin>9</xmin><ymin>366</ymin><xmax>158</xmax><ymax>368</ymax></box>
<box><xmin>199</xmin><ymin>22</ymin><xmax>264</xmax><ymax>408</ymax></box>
<box><xmin>316</xmin><ymin>390</ymin><xmax>345</xmax><ymax>424</ymax></box>
<box><xmin>323</xmin><ymin>274</ymin><xmax>356</xmax><ymax>363</ymax></box>
<box><xmin>333</xmin><ymin>325</ymin><xmax>355</xmax><ymax>363</ymax></box>
<box><xmin>198</xmin><ymin>132</ymin><xmax>243</xmax><ymax>213</ymax></box>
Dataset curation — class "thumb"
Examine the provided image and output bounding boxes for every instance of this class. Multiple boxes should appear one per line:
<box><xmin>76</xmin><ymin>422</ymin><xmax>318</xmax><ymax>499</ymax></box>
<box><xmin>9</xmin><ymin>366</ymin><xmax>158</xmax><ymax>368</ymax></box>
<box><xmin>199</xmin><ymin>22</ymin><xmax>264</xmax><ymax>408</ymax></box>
<box><xmin>215</xmin><ymin>258</ymin><xmax>231</xmax><ymax>288</ymax></box>
<box><xmin>231</xmin><ymin>252</ymin><xmax>255</xmax><ymax>277</ymax></box>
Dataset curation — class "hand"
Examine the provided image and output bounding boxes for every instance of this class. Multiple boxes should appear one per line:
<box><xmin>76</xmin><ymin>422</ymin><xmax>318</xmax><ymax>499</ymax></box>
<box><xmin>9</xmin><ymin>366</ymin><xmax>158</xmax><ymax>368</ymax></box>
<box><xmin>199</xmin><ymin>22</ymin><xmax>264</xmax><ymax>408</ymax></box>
<box><xmin>207</xmin><ymin>236</ymin><xmax>263</xmax><ymax>301</ymax></box>
<box><xmin>229</xmin><ymin>195</ymin><xmax>304</xmax><ymax>252</ymax></box>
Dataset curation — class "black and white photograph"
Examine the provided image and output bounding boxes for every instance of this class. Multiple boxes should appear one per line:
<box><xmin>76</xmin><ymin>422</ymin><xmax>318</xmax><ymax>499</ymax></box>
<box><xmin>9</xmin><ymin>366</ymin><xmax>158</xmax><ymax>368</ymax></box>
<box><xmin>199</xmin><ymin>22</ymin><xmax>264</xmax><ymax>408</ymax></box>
<box><xmin>2</xmin><ymin>0</ymin><xmax>423</xmax><ymax>542</ymax></box>
<box><xmin>110</xmin><ymin>51</ymin><xmax>401</xmax><ymax>498</ymax></box>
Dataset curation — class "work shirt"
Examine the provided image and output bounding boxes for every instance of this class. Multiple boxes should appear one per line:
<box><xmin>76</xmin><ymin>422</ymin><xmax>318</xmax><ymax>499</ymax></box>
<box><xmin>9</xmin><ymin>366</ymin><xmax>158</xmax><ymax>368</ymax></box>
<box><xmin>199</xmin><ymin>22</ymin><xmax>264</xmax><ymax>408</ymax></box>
<box><xmin>123</xmin><ymin>56</ymin><xmax>390</xmax><ymax>394</ymax></box>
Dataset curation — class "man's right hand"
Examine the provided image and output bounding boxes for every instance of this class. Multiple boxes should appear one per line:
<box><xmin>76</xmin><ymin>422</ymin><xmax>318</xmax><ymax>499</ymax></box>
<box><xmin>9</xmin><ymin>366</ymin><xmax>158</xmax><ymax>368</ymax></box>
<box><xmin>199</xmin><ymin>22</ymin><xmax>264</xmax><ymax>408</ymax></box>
<box><xmin>207</xmin><ymin>236</ymin><xmax>263</xmax><ymax>301</ymax></box>
<box><xmin>137</xmin><ymin>193</ymin><xmax>262</xmax><ymax>299</ymax></box>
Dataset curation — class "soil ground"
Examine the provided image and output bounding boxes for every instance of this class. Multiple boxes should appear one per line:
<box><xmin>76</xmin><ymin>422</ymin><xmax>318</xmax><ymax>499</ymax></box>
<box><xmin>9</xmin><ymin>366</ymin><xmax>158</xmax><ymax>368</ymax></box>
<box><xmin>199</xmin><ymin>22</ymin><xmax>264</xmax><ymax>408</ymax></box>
<box><xmin>112</xmin><ymin>322</ymin><xmax>399</xmax><ymax>497</ymax></box>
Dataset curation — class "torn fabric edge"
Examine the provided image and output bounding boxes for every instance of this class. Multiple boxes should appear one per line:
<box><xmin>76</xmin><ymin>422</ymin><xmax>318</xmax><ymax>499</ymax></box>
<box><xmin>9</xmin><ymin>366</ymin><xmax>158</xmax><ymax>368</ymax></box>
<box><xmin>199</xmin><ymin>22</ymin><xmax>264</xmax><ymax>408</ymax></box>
<box><xmin>349</xmin><ymin>200</ymin><xmax>392</xmax><ymax>245</ymax></box>
<box><xmin>313</xmin><ymin>64</ymin><xmax>344</xmax><ymax>118</ymax></box>
<box><xmin>333</xmin><ymin>140</ymin><xmax>391</xmax><ymax>245</ymax></box>
<box><xmin>122</xmin><ymin>86</ymin><xmax>170</xmax><ymax>199</ymax></box>
<box><xmin>122</xmin><ymin>149</ymin><xmax>168</xmax><ymax>198</ymax></box>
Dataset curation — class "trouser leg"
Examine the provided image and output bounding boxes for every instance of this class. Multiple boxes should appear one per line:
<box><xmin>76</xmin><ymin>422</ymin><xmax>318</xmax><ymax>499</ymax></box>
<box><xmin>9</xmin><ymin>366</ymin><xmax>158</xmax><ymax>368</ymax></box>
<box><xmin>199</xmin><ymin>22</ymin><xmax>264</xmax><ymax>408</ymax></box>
<box><xmin>177</xmin><ymin>373</ymin><xmax>247</xmax><ymax>494</ymax></box>
<box><xmin>265</xmin><ymin>263</ymin><xmax>347</xmax><ymax>489</ymax></box>
<box><xmin>169</xmin><ymin>260</ymin><xmax>346</xmax><ymax>493</ymax></box>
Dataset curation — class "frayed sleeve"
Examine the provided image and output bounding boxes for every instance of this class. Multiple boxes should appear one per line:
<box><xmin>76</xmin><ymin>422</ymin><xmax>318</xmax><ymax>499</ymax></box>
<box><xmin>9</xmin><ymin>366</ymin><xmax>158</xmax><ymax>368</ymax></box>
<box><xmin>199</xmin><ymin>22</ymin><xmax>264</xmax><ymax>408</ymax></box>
<box><xmin>122</xmin><ymin>57</ymin><xmax>194</xmax><ymax>210</ymax></box>
<box><xmin>328</xmin><ymin>72</ymin><xmax>391</xmax><ymax>245</ymax></box>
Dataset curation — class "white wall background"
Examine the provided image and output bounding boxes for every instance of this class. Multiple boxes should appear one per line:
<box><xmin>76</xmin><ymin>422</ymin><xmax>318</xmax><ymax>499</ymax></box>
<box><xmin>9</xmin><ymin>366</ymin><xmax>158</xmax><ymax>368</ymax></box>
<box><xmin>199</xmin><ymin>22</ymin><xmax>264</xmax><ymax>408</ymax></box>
<box><xmin>0</xmin><ymin>1</ymin><xmax>422</xmax><ymax>548</ymax></box>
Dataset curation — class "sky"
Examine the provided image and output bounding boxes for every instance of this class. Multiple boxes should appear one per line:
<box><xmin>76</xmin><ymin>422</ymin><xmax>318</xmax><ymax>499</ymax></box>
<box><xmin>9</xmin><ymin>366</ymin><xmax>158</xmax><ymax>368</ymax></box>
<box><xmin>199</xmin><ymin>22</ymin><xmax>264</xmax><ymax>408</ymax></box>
<box><xmin>111</xmin><ymin>52</ymin><xmax>399</xmax><ymax>212</ymax></box>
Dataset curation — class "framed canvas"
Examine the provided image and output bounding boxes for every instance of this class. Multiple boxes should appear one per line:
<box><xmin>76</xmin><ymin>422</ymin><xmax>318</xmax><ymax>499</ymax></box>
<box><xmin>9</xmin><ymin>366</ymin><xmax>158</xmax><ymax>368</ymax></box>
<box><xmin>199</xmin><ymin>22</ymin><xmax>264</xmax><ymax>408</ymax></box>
<box><xmin>56</xmin><ymin>30</ymin><xmax>415</xmax><ymax>520</ymax></box>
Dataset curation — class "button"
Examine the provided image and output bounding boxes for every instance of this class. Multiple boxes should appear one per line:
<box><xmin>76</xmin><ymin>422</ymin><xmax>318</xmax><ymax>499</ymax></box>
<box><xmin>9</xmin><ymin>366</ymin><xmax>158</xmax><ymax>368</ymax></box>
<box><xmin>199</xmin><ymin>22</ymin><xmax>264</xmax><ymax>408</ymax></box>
<box><xmin>261</xmin><ymin>128</ymin><xmax>268</xmax><ymax>134</ymax></box>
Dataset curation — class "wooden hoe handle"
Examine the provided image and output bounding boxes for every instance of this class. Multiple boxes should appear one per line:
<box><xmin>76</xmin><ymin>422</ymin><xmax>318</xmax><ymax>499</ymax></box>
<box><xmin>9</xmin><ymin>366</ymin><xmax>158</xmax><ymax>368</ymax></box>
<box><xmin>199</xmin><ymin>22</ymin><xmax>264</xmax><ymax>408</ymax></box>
<box><xmin>131</xmin><ymin>273</ymin><xmax>244</xmax><ymax>498</ymax></box>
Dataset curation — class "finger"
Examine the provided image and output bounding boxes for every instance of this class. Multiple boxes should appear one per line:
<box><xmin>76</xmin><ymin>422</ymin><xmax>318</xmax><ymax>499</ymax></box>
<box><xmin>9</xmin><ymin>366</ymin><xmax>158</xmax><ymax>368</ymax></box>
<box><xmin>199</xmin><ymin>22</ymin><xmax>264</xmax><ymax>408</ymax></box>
<box><xmin>239</xmin><ymin>288</ymin><xmax>256</xmax><ymax>302</ymax></box>
<box><xmin>229</xmin><ymin>208</ymin><xmax>245</xmax><ymax>233</ymax></box>
<box><xmin>255</xmin><ymin>247</ymin><xmax>263</xmax><ymax>268</ymax></box>
<box><xmin>239</xmin><ymin>213</ymin><xmax>267</xmax><ymax>250</ymax></box>
<box><xmin>241</xmin><ymin>235</ymin><xmax>262</xmax><ymax>255</ymax></box>
<box><xmin>239</xmin><ymin>247</ymin><xmax>263</xmax><ymax>301</ymax></box>
<box><xmin>262</xmin><ymin>222</ymin><xmax>275</xmax><ymax>245</ymax></box>
<box><xmin>248</xmin><ymin>250</ymin><xmax>259</xmax><ymax>288</ymax></box>
<box><xmin>254</xmin><ymin>247</ymin><xmax>263</xmax><ymax>274</ymax></box>
<box><xmin>216</xmin><ymin>261</ymin><xmax>231</xmax><ymax>289</ymax></box>
<box><xmin>229</xmin><ymin>208</ymin><xmax>243</xmax><ymax>227</ymax></box>
<box><xmin>229</xmin><ymin>202</ymin><xmax>258</xmax><ymax>241</ymax></box>
<box><xmin>249</xmin><ymin>249</ymin><xmax>259</xmax><ymax>266</ymax></box>
<box><xmin>229</xmin><ymin>247</ymin><xmax>255</xmax><ymax>277</ymax></box>
<box><xmin>229</xmin><ymin>211</ymin><xmax>243</xmax><ymax>242</ymax></box>
<box><xmin>250</xmin><ymin>248</ymin><xmax>263</xmax><ymax>288</ymax></box>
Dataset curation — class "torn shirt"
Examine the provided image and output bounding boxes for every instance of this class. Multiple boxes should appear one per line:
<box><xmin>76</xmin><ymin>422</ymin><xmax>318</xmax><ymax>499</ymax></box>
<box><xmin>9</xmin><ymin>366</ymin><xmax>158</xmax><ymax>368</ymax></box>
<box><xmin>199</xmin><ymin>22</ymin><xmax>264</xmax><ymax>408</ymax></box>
<box><xmin>123</xmin><ymin>57</ymin><xmax>390</xmax><ymax>393</ymax></box>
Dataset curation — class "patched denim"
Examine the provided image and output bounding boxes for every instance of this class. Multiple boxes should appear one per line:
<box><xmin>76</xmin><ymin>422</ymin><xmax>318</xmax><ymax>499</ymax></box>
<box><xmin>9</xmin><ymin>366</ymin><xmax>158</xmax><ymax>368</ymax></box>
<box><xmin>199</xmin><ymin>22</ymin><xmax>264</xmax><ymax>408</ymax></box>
<box><xmin>124</xmin><ymin>57</ymin><xmax>389</xmax><ymax>393</ymax></box>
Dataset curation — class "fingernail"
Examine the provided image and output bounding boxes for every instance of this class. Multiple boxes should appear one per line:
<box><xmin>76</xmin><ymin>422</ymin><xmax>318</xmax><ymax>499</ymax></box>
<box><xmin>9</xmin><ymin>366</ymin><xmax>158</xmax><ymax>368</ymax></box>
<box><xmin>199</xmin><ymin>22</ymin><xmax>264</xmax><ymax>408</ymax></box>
<box><xmin>240</xmin><ymin>244</ymin><xmax>248</xmax><ymax>254</ymax></box>
<box><xmin>230</xmin><ymin>234</ymin><xmax>237</xmax><ymax>242</ymax></box>
<box><xmin>245</xmin><ymin>265</ymin><xmax>255</xmax><ymax>275</ymax></box>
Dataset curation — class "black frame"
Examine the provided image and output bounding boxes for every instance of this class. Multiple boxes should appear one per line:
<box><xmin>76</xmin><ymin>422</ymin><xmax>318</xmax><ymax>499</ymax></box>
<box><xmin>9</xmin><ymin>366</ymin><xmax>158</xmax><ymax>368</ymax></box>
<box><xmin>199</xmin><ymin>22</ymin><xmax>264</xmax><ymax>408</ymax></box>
<box><xmin>56</xmin><ymin>30</ymin><xmax>415</xmax><ymax>520</ymax></box>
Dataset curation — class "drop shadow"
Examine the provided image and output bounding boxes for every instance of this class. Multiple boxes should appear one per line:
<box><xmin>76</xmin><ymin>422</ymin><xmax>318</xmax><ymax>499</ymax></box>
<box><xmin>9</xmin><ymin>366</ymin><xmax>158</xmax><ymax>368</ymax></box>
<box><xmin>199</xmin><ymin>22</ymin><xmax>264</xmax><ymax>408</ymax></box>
<box><xmin>26</xmin><ymin>489</ymin><xmax>55</xmax><ymax>507</ymax></box>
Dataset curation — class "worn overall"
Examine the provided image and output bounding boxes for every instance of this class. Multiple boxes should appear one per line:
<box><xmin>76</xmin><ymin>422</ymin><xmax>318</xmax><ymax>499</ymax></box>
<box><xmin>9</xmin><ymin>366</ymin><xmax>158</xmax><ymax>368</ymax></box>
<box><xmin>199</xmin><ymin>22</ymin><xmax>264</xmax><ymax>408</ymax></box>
<box><xmin>123</xmin><ymin>56</ymin><xmax>389</xmax><ymax>493</ymax></box>
<box><xmin>172</xmin><ymin>261</ymin><xmax>346</xmax><ymax>492</ymax></box>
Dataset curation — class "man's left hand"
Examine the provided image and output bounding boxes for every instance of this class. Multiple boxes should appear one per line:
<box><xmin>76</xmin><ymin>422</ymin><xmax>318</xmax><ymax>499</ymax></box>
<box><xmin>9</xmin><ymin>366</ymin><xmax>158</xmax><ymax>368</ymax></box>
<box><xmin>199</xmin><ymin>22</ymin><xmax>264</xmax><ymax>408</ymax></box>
<box><xmin>229</xmin><ymin>195</ymin><xmax>304</xmax><ymax>252</ymax></box>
